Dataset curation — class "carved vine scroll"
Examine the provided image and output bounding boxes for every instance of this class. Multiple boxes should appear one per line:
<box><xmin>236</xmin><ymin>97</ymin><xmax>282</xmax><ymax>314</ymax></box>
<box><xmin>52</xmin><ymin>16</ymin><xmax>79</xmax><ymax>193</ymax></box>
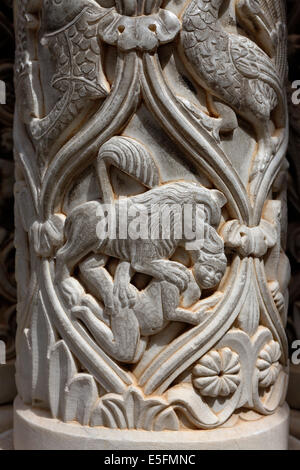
<box><xmin>14</xmin><ymin>0</ymin><xmax>289</xmax><ymax>431</ymax></box>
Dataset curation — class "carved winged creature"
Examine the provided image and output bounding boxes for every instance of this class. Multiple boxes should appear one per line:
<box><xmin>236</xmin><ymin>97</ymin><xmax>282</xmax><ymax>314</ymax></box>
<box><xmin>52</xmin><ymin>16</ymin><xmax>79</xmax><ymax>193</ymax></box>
<box><xmin>29</xmin><ymin>0</ymin><xmax>109</xmax><ymax>161</ymax></box>
<box><xmin>180</xmin><ymin>0</ymin><xmax>285</xmax><ymax>183</ymax></box>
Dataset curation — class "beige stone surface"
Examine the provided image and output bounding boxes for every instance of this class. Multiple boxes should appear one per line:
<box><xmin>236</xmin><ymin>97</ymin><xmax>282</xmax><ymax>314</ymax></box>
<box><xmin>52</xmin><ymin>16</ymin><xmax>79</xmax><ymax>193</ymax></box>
<box><xmin>14</xmin><ymin>397</ymin><xmax>289</xmax><ymax>450</ymax></box>
<box><xmin>13</xmin><ymin>0</ymin><xmax>290</xmax><ymax>449</ymax></box>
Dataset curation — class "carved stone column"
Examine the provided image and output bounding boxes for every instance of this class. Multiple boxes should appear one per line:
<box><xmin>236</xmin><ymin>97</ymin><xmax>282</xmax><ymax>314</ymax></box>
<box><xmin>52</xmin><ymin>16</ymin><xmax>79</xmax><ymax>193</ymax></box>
<box><xmin>0</xmin><ymin>0</ymin><xmax>17</xmax><ymax>439</ymax></box>
<box><xmin>13</xmin><ymin>0</ymin><xmax>290</xmax><ymax>449</ymax></box>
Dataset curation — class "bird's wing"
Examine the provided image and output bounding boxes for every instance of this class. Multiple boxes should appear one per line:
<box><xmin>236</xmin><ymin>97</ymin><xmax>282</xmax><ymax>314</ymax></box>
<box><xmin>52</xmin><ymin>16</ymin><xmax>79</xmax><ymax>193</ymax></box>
<box><xmin>50</xmin><ymin>8</ymin><xmax>109</xmax><ymax>99</ymax></box>
<box><xmin>236</xmin><ymin>0</ymin><xmax>287</xmax><ymax>84</ymax></box>
<box><xmin>230</xmin><ymin>35</ymin><xmax>282</xmax><ymax>92</ymax></box>
<box><xmin>264</xmin><ymin>0</ymin><xmax>287</xmax><ymax>84</ymax></box>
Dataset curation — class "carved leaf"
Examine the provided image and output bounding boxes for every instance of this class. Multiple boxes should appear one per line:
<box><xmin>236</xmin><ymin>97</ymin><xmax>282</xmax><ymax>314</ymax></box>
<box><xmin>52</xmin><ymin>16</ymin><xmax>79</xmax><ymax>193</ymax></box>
<box><xmin>90</xmin><ymin>386</ymin><xmax>179</xmax><ymax>431</ymax></box>
<box><xmin>63</xmin><ymin>373</ymin><xmax>98</xmax><ymax>425</ymax></box>
<box><xmin>31</xmin><ymin>292</ymin><xmax>55</xmax><ymax>406</ymax></box>
<box><xmin>48</xmin><ymin>340</ymin><xmax>77</xmax><ymax>420</ymax></box>
<box><xmin>238</xmin><ymin>276</ymin><xmax>260</xmax><ymax>336</ymax></box>
<box><xmin>15</xmin><ymin>329</ymin><xmax>32</xmax><ymax>405</ymax></box>
<box><xmin>154</xmin><ymin>407</ymin><xmax>180</xmax><ymax>432</ymax></box>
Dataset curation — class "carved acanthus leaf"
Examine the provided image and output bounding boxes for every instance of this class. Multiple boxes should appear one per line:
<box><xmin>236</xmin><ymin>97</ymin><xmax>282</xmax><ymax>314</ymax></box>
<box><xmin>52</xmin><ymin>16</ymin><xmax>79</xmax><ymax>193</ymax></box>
<box><xmin>91</xmin><ymin>386</ymin><xmax>179</xmax><ymax>431</ymax></box>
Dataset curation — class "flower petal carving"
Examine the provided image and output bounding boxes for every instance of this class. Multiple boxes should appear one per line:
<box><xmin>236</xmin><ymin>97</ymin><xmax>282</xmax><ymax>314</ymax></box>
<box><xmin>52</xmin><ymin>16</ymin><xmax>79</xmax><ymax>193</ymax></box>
<box><xmin>193</xmin><ymin>347</ymin><xmax>241</xmax><ymax>398</ymax></box>
<box><xmin>256</xmin><ymin>340</ymin><xmax>281</xmax><ymax>388</ymax></box>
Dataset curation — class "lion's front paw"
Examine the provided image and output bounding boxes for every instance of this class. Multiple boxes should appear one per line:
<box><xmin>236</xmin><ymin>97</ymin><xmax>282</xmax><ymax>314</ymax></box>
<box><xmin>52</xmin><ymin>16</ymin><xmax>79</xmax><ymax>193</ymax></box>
<box><xmin>161</xmin><ymin>264</ymin><xmax>190</xmax><ymax>292</ymax></box>
<box><xmin>113</xmin><ymin>282</ymin><xmax>137</xmax><ymax>309</ymax></box>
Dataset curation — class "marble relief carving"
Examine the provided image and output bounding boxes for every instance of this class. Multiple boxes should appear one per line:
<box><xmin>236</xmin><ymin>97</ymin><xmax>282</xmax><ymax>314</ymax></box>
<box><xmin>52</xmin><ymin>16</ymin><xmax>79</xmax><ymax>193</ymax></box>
<box><xmin>13</xmin><ymin>0</ymin><xmax>289</xmax><ymax>432</ymax></box>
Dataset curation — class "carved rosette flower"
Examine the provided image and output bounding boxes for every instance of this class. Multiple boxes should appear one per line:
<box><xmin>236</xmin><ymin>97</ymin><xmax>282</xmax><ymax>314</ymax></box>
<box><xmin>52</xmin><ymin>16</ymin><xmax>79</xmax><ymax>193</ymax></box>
<box><xmin>192</xmin><ymin>347</ymin><xmax>240</xmax><ymax>398</ymax></box>
<box><xmin>256</xmin><ymin>340</ymin><xmax>281</xmax><ymax>388</ymax></box>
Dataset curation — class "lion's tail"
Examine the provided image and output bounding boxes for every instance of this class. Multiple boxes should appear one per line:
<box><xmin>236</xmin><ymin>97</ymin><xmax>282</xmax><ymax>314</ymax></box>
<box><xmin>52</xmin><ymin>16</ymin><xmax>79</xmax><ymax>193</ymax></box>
<box><xmin>98</xmin><ymin>136</ymin><xmax>160</xmax><ymax>190</ymax></box>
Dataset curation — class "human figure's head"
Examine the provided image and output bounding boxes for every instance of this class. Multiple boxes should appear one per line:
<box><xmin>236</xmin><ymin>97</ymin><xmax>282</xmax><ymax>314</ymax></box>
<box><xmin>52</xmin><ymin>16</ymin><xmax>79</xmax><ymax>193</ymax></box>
<box><xmin>192</xmin><ymin>224</ymin><xmax>227</xmax><ymax>289</ymax></box>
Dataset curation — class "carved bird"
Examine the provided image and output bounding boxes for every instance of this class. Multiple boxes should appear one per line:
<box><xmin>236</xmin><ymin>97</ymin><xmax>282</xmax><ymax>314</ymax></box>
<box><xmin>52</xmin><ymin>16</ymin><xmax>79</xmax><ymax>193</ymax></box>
<box><xmin>29</xmin><ymin>0</ymin><xmax>109</xmax><ymax>162</ymax></box>
<box><xmin>180</xmin><ymin>0</ymin><xmax>286</xmax><ymax>184</ymax></box>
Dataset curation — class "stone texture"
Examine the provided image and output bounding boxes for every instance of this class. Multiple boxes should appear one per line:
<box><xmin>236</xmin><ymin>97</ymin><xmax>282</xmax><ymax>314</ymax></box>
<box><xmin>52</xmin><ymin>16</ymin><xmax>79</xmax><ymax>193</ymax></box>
<box><xmin>14</xmin><ymin>397</ymin><xmax>289</xmax><ymax>450</ymax></box>
<box><xmin>0</xmin><ymin>405</ymin><xmax>13</xmax><ymax>434</ymax></box>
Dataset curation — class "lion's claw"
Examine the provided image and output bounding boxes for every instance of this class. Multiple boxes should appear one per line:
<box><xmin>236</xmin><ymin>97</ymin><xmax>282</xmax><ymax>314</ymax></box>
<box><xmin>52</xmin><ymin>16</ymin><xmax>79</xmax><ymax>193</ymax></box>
<box><xmin>113</xmin><ymin>282</ymin><xmax>137</xmax><ymax>309</ymax></box>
